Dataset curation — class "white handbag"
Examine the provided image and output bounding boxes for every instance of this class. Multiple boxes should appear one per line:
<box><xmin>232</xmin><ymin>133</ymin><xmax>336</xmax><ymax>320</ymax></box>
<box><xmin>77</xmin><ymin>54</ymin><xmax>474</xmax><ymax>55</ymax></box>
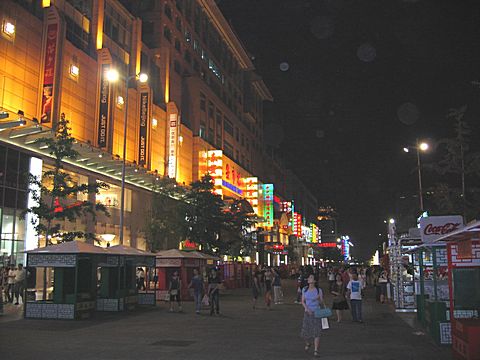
<box><xmin>321</xmin><ymin>317</ymin><xmax>330</xmax><ymax>330</ymax></box>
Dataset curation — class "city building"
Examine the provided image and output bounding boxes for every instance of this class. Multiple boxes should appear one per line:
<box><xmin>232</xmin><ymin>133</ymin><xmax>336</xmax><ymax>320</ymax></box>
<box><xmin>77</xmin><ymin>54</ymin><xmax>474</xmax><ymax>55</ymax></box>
<box><xmin>0</xmin><ymin>0</ymin><xmax>318</xmax><ymax>268</ymax></box>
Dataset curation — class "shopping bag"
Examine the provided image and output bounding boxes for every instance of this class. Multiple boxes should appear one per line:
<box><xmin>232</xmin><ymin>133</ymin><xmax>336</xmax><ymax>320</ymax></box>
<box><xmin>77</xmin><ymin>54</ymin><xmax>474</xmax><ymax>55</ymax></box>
<box><xmin>321</xmin><ymin>317</ymin><xmax>330</xmax><ymax>330</ymax></box>
<box><xmin>201</xmin><ymin>294</ymin><xmax>209</xmax><ymax>306</ymax></box>
<box><xmin>164</xmin><ymin>292</ymin><xmax>171</xmax><ymax>301</ymax></box>
<box><xmin>314</xmin><ymin>307</ymin><xmax>332</xmax><ymax>318</ymax></box>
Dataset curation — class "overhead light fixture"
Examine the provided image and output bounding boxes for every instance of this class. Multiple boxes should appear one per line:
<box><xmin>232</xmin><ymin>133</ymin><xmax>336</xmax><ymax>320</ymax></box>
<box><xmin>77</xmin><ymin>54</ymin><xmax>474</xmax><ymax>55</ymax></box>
<box><xmin>117</xmin><ymin>96</ymin><xmax>124</xmax><ymax>106</ymax></box>
<box><xmin>138</xmin><ymin>73</ymin><xmax>148</xmax><ymax>83</ymax></box>
<box><xmin>2</xmin><ymin>20</ymin><xmax>15</xmax><ymax>37</ymax></box>
<box><xmin>69</xmin><ymin>64</ymin><xmax>79</xmax><ymax>78</ymax></box>
<box><xmin>152</xmin><ymin>118</ymin><xmax>158</xmax><ymax>129</ymax></box>
<box><xmin>106</xmin><ymin>68</ymin><xmax>119</xmax><ymax>82</ymax></box>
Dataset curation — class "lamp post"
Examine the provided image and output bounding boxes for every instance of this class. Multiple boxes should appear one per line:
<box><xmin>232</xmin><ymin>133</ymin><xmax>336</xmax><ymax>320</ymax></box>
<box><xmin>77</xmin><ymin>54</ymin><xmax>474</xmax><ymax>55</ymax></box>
<box><xmin>403</xmin><ymin>140</ymin><xmax>429</xmax><ymax>213</ymax></box>
<box><xmin>106</xmin><ymin>69</ymin><xmax>148</xmax><ymax>245</ymax></box>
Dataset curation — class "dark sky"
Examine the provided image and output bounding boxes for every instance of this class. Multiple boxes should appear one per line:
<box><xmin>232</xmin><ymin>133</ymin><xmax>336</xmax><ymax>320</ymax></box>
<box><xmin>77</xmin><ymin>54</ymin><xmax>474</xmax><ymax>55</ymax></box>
<box><xmin>218</xmin><ymin>0</ymin><xmax>480</xmax><ymax>260</ymax></box>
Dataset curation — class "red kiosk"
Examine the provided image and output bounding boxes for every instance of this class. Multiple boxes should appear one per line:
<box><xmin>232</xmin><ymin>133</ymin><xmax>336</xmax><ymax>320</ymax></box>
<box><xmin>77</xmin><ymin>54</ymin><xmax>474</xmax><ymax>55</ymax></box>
<box><xmin>155</xmin><ymin>249</ymin><xmax>218</xmax><ymax>301</ymax></box>
<box><xmin>436</xmin><ymin>221</ymin><xmax>480</xmax><ymax>360</ymax></box>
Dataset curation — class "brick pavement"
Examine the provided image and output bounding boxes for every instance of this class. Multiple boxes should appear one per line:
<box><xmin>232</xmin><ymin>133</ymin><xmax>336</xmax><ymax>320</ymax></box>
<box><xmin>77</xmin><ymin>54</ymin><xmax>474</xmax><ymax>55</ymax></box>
<box><xmin>0</xmin><ymin>279</ymin><xmax>452</xmax><ymax>360</ymax></box>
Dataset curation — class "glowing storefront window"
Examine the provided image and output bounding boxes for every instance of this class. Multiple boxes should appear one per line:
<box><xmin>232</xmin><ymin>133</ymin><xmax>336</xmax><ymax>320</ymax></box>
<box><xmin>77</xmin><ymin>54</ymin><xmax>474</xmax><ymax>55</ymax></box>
<box><xmin>96</xmin><ymin>181</ymin><xmax>131</xmax><ymax>211</ymax></box>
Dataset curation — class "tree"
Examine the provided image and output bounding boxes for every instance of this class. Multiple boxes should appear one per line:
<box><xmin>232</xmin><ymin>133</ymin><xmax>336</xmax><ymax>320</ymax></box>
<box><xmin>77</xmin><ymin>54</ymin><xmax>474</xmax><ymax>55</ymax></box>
<box><xmin>144</xmin><ymin>178</ymin><xmax>188</xmax><ymax>252</ymax></box>
<box><xmin>22</xmin><ymin>114</ymin><xmax>109</xmax><ymax>245</ymax></box>
<box><xmin>429</xmin><ymin>106</ymin><xmax>480</xmax><ymax>220</ymax></box>
<box><xmin>183</xmin><ymin>175</ymin><xmax>227</xmax><ymax>254</ymax></box>
<box><xmin>222</xmin><ymin>199</ymin><xmax>257</xmax><ymax>259</ymax></box>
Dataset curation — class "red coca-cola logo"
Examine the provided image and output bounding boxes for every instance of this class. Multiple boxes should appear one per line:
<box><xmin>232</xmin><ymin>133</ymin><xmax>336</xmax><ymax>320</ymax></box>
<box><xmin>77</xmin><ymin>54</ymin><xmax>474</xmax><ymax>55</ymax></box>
<box><xmin>424</xmin><ymin>223</ymin><xmax>461</xmax><ymax>236</ymax></box>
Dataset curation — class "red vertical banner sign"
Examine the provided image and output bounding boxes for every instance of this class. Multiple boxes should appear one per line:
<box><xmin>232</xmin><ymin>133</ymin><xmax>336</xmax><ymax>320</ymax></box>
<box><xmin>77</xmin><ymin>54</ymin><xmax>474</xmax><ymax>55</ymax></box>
<box><xmin>41</xmin><ymin>23</ymin><xmax>58</xmax><ymax>124</ymax></box>
<box><xmin>138</xmin><ymin>92</ymin><xmax>149</xmax><ymax>166</ymax></box>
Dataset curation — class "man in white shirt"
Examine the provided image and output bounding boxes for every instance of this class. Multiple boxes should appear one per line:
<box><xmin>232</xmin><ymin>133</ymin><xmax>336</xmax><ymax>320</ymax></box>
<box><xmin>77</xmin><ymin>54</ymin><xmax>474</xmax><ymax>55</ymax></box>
<box><xmin>14</xmin><ymin>264</ymin><xmax>26</xmax><ymax>305</ymax></box>
<box><xmin>347</xmin><ymin>271</ymin><xmax>365</xmax><ymax>323</ymax></box>
<box><xmin>7</xmin><ymin>265</ymin><xmax>16</xmax><ymax>303</ymax></box>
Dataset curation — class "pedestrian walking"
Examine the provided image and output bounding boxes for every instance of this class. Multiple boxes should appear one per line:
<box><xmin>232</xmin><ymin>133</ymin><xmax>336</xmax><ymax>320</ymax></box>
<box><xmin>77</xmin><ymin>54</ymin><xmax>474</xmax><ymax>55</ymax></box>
<box><xmin>347</xmin><ymin>271</ymin><xmax>365</xmax><ymax>323</ymax></box>
<box><xmin>252</xmin><ymin>271</ymin><xmax>261</xmax><ymax>310</ymax></box>
<box><xmin>207</xmin><ymin>269</ymin><xmax>221</xmax><ymax>315</ymax></box>
<box><xmin>378</xmin><ymin>270</ymin><xmax>389</xmax><ymax>304</ymax></box>
<box><xmin>327</xmin><ymin>268</ymin><xmax>335</xmax><ymax>291</ymax></box>
<box><xmin>136</xmin><ymin>267</ymin><xmax>146</xmax><ymax>291</ymax></box>
<box><xmin>188</xmin><ymin>268</ymin><xmax>204</xmax><ymax>314</ymax></box>
<box><xmin>14</xmin><ymin>264</ymin><xmax>26</xmax><ymax>305</ymax></box>
<box><xmin>331</xmin><ymin>274</ymin><xmax>349</xmax><ymax>322</ymax></box>
<box><xmin>273</xmin><ymin>268</ymin><xmax>283</xmax><ymax>304</ymax></box>
<box><xmin>264</xmin><ymin>267</ymin><xmax>273</xmax><ymax>310</ymax></box>
<box><xmin>7</xmin><ymin>265</ymin><xmax>15</xmax><ymax>303</ymax></box>
<box><xmin>168</xmin><ymin>270</ymin><xmax>182</xmax><ymax>312</ymax></box>
<box><xmin>301</xmin><ymin>274</ymin><xmax>324</xmax><ymax>358</ymax></box>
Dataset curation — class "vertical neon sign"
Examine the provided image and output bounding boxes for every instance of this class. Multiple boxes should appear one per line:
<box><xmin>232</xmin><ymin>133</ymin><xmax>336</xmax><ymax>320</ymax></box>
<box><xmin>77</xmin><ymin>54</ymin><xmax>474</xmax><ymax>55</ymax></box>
<box><xmin>262</xmin><ymin>184</ymin><xmax>274</xmax><ymax>227</ymax></box>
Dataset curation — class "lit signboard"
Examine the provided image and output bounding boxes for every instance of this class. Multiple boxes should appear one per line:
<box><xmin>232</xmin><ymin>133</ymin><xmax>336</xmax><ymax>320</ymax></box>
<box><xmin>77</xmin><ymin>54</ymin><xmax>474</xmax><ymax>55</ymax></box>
<box><xmin>244</xmin><ymin>177</ymin><xmax>259</xmax><ymax>215</ymax></box>
<box><xmin>317</xmin><ymin>243</ymin><xmax>337</xmax><ymax>248</ymax></box>
<box><xmin>138</xmin><ymin>92</ymin><xmax>149</xmax><ymax>166</ymax></box>
<box><xmin>202</xmin><ymin>150</ymin><xmax>248</xmax><ymax>198</ymax></box>
<box><xmin>293</xmin><ymin>213</ymin><xmax>302</xmax><ymax>237</ymax></box>
<box><xmin>167</xmin><ymin>113</ymin><xmax>178</xmax><ymax>178</ymax></box>
<box><xmin>341</xmin><ymin>236</ymin><xmax>350</xmax><ymax>261</ymax></box>
<box><xmin>262</xmin><ymin>184</ymin><xmax>274</xmax><ymax>227</ymax></box>
<box><xmin>310</xmin><ymin>223</ymin><xmax>319</xmax><ymax>243</ymax></box>
<box><xmin>207</xmin><ymin>150</ymin><xmax>223</xmax><ymax>196</ymax></box>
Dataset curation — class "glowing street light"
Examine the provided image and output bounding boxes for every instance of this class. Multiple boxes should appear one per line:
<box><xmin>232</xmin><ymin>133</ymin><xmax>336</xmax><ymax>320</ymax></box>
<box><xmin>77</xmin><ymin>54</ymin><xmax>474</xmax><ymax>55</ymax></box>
<box><xmin>403</xmin><ymin>139</ymin><xmax>430</xmax><ymax>213</ymax></box>
<box><xmin>106</xmin><ymin>69</ymin><xmax>148</xmax><ymax>245</ymax></box>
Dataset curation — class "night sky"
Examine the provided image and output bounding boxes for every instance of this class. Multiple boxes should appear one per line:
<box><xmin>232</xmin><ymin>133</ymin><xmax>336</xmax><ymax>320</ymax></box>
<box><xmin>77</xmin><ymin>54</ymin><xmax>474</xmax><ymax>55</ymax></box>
<box><xmin>218</xmin><ymin>0</ymin><xmax>480</xmax><ymax>260</ymax></box>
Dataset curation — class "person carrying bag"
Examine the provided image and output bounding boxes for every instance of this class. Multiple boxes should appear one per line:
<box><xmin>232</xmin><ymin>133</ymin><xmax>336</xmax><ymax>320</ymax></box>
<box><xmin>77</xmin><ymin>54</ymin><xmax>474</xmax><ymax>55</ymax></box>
<box><xmin>300</xmin><ymin>274</ymin><xmax>326</xmax><ymax>358</ymax></box>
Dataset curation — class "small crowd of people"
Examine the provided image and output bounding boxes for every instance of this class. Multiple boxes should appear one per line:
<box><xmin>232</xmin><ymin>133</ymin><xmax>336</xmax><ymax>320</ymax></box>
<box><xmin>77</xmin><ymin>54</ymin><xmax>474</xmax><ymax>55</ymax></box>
<box><xmin>165</xmin><ymin>268</ymin><xmax>223</xmax><ymax>316</ymax></box>
<box><xmin>296</xmin><ymin>264</ymin><xmax>390</xmax><ymax>357</ymax></box>
<box><xmin>251</xmin><ymin>265</ymin><xmax>284</xmax><ymax>310</ymax></box>
<box><xmin>1</xmin><ymin>264</ymin><xmax>27</xmax><ymax>314</ymax></box>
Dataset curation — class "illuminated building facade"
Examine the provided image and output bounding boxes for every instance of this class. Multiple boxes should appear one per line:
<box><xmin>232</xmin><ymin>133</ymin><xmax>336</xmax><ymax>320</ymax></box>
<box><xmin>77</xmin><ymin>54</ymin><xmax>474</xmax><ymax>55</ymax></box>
<box><xmin>0</xmin><ymin>0</ymin><xmax>317</xmax><ymax>267</ymax></box>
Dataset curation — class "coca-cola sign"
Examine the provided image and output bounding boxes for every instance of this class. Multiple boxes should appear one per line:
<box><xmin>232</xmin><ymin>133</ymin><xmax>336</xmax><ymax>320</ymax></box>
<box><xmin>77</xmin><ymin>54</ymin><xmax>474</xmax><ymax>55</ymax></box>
<box><xmin>419</xmin><ymin>216</ymin><xmax>464</xmax><ymax>244</ymax></box>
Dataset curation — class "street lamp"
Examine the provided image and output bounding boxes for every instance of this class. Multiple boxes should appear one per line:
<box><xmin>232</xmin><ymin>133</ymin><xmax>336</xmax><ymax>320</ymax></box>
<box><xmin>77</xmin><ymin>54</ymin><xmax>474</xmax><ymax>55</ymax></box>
<box><xmin>107</xmin><ymin>69</ymin><xmax>148</xmax><ymax>245</ymax></box>
<box><xmin>403</xmin><ymin>140</ymin><xmax>429</xmax><ymax>213</ymax></box>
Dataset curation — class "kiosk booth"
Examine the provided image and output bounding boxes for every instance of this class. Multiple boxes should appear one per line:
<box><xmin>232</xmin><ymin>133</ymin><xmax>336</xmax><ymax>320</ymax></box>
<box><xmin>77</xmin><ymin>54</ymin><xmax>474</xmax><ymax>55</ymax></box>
<box><xmin>106</xmin><ymin>245</ymin><xmax>156</xmax><ymax>307</ymax></box>
<box><xmin>25</xmin><ymin>241</ymin><xmax>109</xmax><ymax>319</ymax></box>
<box><xmin>25</xmin><ymin>241</ymin><xmax>156</xmax><ymax>319</ymax></box>
<box><xmin>435</xmin><ymin>221</ymin><xmax>480</xmax><ymax>360</ymax></box>
<box><xmin>155</xmin><ymin>249</ymin><xmax>216</xmax><ymax>301</ymax></box>
<box><xmin>411</xmin><ymin>243</ymin><xmax>451</xmax><ymax>345</ymax></box>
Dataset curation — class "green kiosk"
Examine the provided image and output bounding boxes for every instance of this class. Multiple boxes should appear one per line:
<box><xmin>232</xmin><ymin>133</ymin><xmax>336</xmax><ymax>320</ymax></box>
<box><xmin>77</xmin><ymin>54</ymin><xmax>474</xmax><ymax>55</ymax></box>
<box><xmin>25</xmin><ymin>241</ymin><xmax>110</xmax><ymax>320</ymax></box>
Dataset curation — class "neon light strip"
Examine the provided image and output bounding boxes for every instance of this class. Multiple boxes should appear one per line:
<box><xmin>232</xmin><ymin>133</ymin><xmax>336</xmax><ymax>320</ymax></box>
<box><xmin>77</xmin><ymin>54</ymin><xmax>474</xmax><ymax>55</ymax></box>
<box><xmin>222</xmin><ymin>180</ymin><xmax>243</xmax><ymax>195</ymax></box>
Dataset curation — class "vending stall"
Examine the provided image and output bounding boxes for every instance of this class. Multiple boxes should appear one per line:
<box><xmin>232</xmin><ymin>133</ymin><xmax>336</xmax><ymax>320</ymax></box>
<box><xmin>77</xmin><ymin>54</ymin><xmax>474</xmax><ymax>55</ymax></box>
<box><xmin>25</xmin><ymin>241</ymin><xmax>109</xmax><ymax>320</ymax></box>
<box><xmin>410</xmin><ymin>243</ymin><xmax>451</xmax><ymax>345</ymax></box>
<box><xmin>107</xmin><ymin>245</ymin><xmax>156</xmax><ymax>306</ymax></box>
<box><xmin>155</xmin><ymin>249</ymin><xmax>209</xmax><ymax>301</ymax></box>
<box><xmin>435</xmin><ymin>221</ymin><xmax>480</xmax><ymax>360</ymax></box>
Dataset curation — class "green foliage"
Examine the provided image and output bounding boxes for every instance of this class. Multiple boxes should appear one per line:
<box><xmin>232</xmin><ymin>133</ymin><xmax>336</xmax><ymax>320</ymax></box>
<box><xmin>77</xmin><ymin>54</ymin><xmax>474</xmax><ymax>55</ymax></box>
<box><xmin>183</xmin><ymin>174</ymin><xmax>227</xmax><ymax>254</ymax></box>
<box><xmin>22</xmin><ymin>114</ymin><xmax>109</xmax><ymax>244</ymax></box>
<box><xmin>144</xmin><ymin>177</ymin><xmax>188</xmax><ymax>252</ymax></box>
<box><xmin>428</xmin><ymin>105</ymin><xmax>480</xmax><ymax>220</ymax></box>
<box><xmin>221</xmin><ymin>199</ymin><xmax>257</xmax><ymax>259</ymax></box>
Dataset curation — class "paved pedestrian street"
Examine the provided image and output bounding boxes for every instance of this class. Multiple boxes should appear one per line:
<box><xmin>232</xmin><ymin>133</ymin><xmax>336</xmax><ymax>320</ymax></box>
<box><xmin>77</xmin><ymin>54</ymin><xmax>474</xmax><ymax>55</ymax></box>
<box><xmin>0</xmin><ymin>280</ymin><xmax>451</xmax><ymax>360</ymax></box>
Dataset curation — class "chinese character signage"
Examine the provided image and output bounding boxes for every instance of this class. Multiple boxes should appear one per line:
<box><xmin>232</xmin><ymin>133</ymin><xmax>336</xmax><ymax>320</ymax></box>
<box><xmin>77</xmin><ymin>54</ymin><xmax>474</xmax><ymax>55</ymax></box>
<box><xmin>138</xmin><ymin>92</ymin><xmax>149</xmax><ymax>166</ymax></box>
<box><xmin>168</xmin><ymin>113</ymin><xmax>178</xmax><ymax>178</ymax></box>
<box><xmin>97</xmin><ymin>64</ymin><xmax>110</xmax><ymax>147</ymax></box>
<box><xmin>294</xmin><ymin>213</ymin><xmax>302</xmax><ymax>237</ymax></box>
<box><xmin>262</xmin><ymin>184</ymin><xmax>274</xmax><ymax>227</ymax></box>
<box><xmin>206</xmin><ymin>150</ymin><xmax>223</xmax><ymax>196</ymax></box>
<box><xmin>244</xmin><ymin>177</ymin><xmax>259</xmax><ymax>214</ymax></box>
<box><xmin>310</xmin><ymin>223</ymin><xmax>319</xmax><ymax>243</ymax></box>
<box><xmin>41</xmin><ymin>22</ymin><xmax>59</xmax><ymax>124</ymax></box>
